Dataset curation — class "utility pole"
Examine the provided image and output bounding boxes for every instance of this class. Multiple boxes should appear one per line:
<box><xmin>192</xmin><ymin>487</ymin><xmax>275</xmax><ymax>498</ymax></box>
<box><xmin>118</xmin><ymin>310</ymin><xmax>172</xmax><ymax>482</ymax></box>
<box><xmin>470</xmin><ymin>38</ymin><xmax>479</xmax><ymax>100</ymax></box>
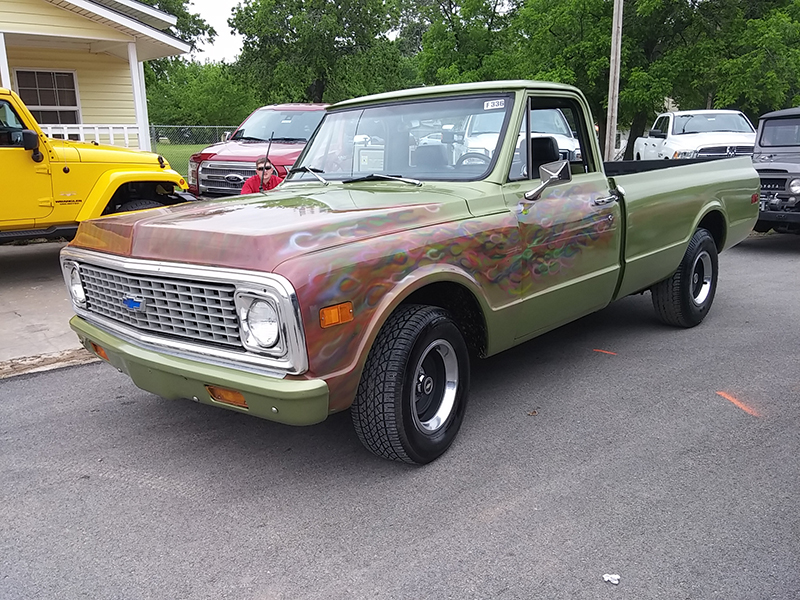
<box><xmin>604</xmin><ymin>0</ymin><xmax>624</xmax><ymax>161</ymax></box>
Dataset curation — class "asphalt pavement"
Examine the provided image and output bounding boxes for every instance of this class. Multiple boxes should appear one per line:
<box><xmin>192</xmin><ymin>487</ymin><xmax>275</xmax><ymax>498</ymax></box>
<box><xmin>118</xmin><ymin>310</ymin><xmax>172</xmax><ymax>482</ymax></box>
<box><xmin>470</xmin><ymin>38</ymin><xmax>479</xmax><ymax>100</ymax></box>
<box><xmin>1</xmin><ymin>231</ymin><xmax>798</xmax><ymax>599</ymax></box>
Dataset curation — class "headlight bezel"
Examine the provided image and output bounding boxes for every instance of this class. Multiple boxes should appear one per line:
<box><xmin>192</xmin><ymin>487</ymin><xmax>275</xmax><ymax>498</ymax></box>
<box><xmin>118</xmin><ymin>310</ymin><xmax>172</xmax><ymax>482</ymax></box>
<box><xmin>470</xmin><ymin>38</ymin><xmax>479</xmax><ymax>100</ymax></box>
<box><xmin>788</xmin><ymin>178</ymin><xmax>800</xmax><ymax>194</ymax></box>
<box><xmin>63</xmin><ymin>261</ymin><xmax>87</xmax><ymax>307</ymax></box>
<box><xmin>235</xmin><ymin>289</ymin><xmax>290</xmax><ymax>357</ymax></box>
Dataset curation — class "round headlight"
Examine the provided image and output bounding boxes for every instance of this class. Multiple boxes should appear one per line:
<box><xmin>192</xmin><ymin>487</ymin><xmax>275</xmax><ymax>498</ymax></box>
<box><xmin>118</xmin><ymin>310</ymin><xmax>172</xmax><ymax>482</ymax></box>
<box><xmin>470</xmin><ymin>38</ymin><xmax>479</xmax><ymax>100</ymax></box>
<box><xmin>246</xmin><ymin>300</ymin><xmax>279</xmax><ymax>348</ymax></box>
<box><xmin>69</xmin><ymin>266</ymin><xmax>86</xmax><ymax>305</ymax></box>
<box><xmin>789</xmin><ymin>178</ymin><xmax>800</xmax><ymax>194</ymax></box>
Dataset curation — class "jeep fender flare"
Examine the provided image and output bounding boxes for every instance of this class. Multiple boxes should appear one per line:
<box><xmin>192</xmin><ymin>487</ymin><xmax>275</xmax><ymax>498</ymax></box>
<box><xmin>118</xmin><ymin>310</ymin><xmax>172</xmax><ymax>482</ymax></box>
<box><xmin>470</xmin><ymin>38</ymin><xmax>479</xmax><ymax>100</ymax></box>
<box><xmin>76</xmin><ymin>169</ymin><xmax>188</xmax><ymax>222</ymax></box>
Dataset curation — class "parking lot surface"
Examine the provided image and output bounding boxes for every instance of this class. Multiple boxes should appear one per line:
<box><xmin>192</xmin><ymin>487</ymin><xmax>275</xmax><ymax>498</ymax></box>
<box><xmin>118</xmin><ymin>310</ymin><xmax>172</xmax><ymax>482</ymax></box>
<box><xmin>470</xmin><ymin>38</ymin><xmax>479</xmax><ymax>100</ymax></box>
<box><xmin>1</xmin><ymin>233</ymin><xmax>798</xmax><ymax>599</ymax></box>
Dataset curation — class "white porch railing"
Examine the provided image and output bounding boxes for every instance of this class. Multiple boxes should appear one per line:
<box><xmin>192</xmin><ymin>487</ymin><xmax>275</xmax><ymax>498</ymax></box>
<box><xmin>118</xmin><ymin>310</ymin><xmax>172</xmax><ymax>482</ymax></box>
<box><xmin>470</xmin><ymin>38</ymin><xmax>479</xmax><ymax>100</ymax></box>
<box><xmin>39</xmin><ymin>124</ymin><xmax>141</xmax><ymax>149</ymax></box>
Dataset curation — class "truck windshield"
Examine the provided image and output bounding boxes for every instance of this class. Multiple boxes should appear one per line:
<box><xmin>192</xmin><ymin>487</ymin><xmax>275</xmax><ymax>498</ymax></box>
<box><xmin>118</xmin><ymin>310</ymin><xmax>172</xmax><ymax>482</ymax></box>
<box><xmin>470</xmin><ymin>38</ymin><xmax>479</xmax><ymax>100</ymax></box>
<box><xmin>759</xmin><ymin>117</ymin><xmax>800</xmax><ymax>147</ymax></box>
<box><xmin>230</xmin><ymin>108</ymin><xmax>325</xmax><ymax>143</ymax></box>
<box><xmin>288</xmin><ymin>94</ymin><xmax>513</xmax><ymax>182</ymax></box>
<box><xmin>672</xmin><ymin>113</ymin><xmax>753</xmax><ymax>135</ymax></box>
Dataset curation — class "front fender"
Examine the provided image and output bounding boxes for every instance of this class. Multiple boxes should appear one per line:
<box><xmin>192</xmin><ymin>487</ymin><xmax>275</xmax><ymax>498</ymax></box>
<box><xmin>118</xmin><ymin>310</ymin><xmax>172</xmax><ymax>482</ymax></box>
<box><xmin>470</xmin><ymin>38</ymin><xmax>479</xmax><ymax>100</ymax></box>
<box><xmin>76</xmin><ymin>168</ymin><xmax>188</xmax><ymax>221</ymax></box>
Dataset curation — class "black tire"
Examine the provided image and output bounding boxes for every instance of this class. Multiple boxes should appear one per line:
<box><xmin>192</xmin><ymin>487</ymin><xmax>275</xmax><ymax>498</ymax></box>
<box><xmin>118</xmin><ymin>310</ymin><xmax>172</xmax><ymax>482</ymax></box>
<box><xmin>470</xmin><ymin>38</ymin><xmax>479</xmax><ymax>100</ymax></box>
<box><xmin>651</xmin><ymin>228</ymin><xmax>718</xmax><ymax>327</ymax></box>
<box><xmin>351</xmin><ymin>305</ymin><xmax>471</xmax><ymax>464</ymax></box>
<box><xmin>456</xmin><ymin>152</ymin><xmax>491</xmax><ymax>167</ymax></box>
<box><xmin>117</xmin><ymin>199</ymin><xmax>164</xmax><ymax>213</ymax></box>
<box><xmin>753</xmin><ymin>222</ymin><xmax>772</xmax><ymax>233</ymax></box>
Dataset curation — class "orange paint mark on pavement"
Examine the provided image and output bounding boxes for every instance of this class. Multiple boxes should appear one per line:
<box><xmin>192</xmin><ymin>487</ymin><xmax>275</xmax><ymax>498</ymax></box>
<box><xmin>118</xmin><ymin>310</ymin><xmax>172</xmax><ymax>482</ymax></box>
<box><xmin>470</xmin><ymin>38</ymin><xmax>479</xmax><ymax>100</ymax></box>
<box><xmin>593</xmin><ymin>349</ymin><xmax>617</xmax><ymax>355</ymax></box>
<box><xmin>716</xmin><ymin>392</ymin><xmax>761</xmax><ymax>417</ymax></box>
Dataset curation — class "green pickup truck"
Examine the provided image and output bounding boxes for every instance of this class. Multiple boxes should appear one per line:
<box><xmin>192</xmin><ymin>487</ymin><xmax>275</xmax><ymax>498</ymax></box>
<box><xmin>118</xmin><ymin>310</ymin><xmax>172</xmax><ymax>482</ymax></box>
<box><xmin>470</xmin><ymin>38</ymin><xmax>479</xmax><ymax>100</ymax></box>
<box><xmin>60</xmin><ymin>80</ymin><xmax>759</xmax><ymax>464</ymax></box>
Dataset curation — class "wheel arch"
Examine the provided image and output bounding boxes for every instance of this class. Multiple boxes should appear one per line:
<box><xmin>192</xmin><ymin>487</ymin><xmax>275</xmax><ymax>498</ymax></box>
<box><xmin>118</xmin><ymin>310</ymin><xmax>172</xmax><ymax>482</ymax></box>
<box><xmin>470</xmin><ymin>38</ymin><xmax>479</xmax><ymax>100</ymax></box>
<box><xmin>695</xmin><ymin>208</ymin><xmax>726</xmax><ymax>252</ymax></box>
<box><xmin>76</xmin><ymin>169</ymin><xmax>188</xmax><ymax>221</ymax></box>
<box><xmin>318</xmin><ymin>267</ymin><xmax>492</xmax><ymax>414</ymax></box>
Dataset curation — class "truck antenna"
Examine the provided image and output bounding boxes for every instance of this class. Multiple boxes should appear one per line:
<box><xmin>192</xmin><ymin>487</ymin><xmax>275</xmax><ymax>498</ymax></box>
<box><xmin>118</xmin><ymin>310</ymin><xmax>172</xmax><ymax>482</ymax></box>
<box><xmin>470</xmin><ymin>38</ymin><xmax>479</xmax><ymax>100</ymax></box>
<box><xmin>260</xmin><ymin>131</ymin><xmax>274</xmax><ymax>194</ymax></box>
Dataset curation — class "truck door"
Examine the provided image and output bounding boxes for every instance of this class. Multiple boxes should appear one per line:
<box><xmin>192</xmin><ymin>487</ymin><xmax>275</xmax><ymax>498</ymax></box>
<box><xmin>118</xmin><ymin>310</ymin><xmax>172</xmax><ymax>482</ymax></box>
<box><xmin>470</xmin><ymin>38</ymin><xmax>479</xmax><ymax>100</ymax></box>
<box><xmin>643</xmin><ymin>115</ymin><xmax>669</xmax><ymax>159</ymax></box>
<box><xmin>0</xmin><ymin>99</ymin><xmax>53</xmax><ymax>224</ymax></box>
<box><xmin>503</xmin><ymin>95</ymin><xmax>622</xmax><ymax>340</ymax></box>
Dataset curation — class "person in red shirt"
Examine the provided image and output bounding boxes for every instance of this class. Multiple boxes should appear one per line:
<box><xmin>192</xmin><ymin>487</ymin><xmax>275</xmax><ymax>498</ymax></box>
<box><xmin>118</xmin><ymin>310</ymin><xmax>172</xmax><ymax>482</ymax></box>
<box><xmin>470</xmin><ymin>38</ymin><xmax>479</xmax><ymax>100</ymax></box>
<box><xmin>240</xmin><ymin>157</ymin><xmax>284</xmax><ymax>194</ymax></box>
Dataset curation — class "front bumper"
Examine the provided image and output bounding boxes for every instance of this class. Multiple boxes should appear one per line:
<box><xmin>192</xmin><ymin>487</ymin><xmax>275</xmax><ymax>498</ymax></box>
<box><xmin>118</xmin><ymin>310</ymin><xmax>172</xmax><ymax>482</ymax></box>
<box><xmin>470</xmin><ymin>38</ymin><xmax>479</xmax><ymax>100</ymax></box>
<box><xmin>71</xmin><ymin>316</ymin><xmax>329</xmax><ymax>426</ymax></box>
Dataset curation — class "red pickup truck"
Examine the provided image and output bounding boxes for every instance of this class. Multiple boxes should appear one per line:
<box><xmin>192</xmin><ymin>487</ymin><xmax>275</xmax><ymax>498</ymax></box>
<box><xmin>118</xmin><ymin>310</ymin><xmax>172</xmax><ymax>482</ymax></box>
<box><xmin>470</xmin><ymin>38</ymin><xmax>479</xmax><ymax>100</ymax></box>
<box><xmin>187</xmin><ymin>103</ymin><xmax>327</xmax><ymax>197</ymax></box>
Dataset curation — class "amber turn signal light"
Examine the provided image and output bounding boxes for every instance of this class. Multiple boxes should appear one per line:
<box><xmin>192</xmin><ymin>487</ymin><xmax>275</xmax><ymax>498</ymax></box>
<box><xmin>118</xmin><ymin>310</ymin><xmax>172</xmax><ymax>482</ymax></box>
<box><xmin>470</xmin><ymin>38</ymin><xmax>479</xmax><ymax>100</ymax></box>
<box><xmin>205</xmin><ymin>385</ymin><xmax>248</xmax><ymax>408</ymax></box>
<box><xmin>319</xmin><ymin>302</ymin><xmax>354</xmax><ymax>328</ymax></box>
<box><xmin>90</xmin><ymin>342</ymin><xmax>109</xmax><ymax>361</ymax></box>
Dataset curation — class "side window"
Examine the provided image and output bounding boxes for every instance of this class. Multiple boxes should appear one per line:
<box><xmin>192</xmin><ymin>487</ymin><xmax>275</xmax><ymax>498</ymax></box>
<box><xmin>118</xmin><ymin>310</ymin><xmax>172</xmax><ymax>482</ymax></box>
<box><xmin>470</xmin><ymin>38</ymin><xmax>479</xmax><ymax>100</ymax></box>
<box><xmin>0</xmin><ymin>100</ymin><xmax>26</xmax><ymax>147</ymax></box>
<box><xmin>510</xmin><ymin>96</ymin><xmax>595</xmax><ymax>182</ymax></box>
<box><xmin>652</xmin><ymin>116</ymin><xmax>667</xmax><ymax>135</ymax></box>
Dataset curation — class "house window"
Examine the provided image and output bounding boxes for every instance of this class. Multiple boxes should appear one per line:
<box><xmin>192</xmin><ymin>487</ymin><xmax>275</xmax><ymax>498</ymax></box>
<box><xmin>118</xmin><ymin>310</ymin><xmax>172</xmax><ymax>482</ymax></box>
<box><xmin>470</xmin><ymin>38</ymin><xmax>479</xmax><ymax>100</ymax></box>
<box><xmin>16</xmin><ymin>70</ymin><xmax>80</xmax><ymax>126</ymax></box>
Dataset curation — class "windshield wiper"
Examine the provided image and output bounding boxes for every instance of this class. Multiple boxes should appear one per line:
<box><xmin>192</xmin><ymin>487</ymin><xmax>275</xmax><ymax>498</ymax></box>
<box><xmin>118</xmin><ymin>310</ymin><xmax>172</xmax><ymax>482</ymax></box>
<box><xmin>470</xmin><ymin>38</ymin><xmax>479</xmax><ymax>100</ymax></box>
<box><xmin>269</xmin><ymin>136</ymin><xmax>307</xmax><ymax>143</ymax></box>
<box><xmin>343</xmin><ymin>173</ymin><xmax>422</xmax><ymax>186</ymax></box>
<box><xmin>231</xmin><ymin>135</ymin><xmax>267</xmax><ymax>142</ymax></box>
<box><xmin>289</xmin><ymin>165</ymin><xmax>328</xmax><ymax>185</ymax></box>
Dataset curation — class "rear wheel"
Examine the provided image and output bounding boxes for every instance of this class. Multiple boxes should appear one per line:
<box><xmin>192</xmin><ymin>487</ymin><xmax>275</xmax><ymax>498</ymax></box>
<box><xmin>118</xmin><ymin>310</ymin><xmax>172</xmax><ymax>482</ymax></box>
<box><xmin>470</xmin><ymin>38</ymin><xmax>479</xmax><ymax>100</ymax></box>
<box><xmin>651</xmin><ymin>228</ymin><xmax>718</xmax><ymax>327</ymax></box>
<box><xmin>351</xmin><ymin>305</ymin><xmax>470</xmax><ymax>464</ymax></box>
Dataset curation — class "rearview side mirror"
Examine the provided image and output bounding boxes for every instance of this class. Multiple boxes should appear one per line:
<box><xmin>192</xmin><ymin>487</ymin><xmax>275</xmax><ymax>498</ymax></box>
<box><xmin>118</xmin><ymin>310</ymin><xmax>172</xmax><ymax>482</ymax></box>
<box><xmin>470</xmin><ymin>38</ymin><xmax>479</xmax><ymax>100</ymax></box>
<box><xmin>648</xmin><ymin>129</ymin><xmax>667</xmax><ymax>139</ymax></box>
<box><xmin>22</xmin><ymin>129</ymin><xmax>44</xmax><ymax>162</ymax></box>
<box><xmin>523</xmin><ymin>160</ymin><xmax>571</xmax><ymax>201</ymax></box>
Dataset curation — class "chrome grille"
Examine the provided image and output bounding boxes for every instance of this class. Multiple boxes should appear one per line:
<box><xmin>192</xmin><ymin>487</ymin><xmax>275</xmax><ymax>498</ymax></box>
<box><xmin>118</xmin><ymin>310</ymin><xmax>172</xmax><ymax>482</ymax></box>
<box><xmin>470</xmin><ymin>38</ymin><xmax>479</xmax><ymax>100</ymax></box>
<box><xmin>696</xmin><ymin>145</ymin><xmax>754</xmax><ymax>158</ymax></box>
<box><xmin>761</xmin><ymin>178</ymin><xmax>786</xmax><ymax>191</ymax></box>
<box><xmin>80</xmin><ymin>264</ymin><xmax>241</xmax><ymax>347</ymax></box>
<box><xmin>199</xmin><ymin>161</ymin><xmax>255</xmax><ymax>195</ymax></box>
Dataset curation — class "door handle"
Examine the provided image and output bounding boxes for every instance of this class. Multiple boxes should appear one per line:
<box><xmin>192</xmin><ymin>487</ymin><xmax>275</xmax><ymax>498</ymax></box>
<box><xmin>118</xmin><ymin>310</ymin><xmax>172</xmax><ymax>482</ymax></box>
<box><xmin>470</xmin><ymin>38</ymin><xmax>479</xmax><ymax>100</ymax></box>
<box><xmin>592</xmin><ymin>194</ymin><xmax>616</xmax><ymax>206</ymax></box>
<box><xmin>592</xmin><ymin>187</ymin><xmax>623</xmax><ymax>206</ymax></box>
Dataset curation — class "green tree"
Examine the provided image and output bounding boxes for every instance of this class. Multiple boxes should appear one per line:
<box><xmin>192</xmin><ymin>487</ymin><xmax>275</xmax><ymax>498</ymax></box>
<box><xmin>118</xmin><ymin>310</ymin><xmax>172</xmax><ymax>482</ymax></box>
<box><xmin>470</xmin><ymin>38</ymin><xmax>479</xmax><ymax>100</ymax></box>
<box><xmin>230</xmin><ymin>0</ymin><xmax>415</xmax><ymax>103</ymax></box>
<box><xmin>147</xmin><ymin>60</ymin><xmax>260</xmax><ymax>126</ymax></box>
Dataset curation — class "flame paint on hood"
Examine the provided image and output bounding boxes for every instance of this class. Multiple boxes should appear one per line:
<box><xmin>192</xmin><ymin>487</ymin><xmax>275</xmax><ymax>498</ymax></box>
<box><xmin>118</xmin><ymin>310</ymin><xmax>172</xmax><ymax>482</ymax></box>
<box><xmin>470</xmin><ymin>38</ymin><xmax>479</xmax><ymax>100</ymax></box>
<box><xmin>70</xmin><ymin>184</ymin><xmax>472</xmax><ymax>272</ymax></box>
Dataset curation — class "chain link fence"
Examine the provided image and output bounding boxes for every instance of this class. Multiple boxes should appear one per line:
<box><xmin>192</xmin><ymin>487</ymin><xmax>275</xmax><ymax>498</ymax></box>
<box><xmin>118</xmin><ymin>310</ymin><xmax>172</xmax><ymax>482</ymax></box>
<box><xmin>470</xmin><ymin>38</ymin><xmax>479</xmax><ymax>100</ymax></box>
<box><xmin>150</xmin><ymin>125</ymin><xmax>238</xmax><ymax>178</ymax></box>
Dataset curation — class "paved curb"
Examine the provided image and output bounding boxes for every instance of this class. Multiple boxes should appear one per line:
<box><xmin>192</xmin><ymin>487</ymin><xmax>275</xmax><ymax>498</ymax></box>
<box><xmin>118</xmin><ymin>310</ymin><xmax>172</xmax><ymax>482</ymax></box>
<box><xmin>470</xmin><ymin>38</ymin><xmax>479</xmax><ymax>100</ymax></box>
<box><xmin>0</xmin><ymin>348</ymin><xmax>100</xmax><ymax>380</ymax></box>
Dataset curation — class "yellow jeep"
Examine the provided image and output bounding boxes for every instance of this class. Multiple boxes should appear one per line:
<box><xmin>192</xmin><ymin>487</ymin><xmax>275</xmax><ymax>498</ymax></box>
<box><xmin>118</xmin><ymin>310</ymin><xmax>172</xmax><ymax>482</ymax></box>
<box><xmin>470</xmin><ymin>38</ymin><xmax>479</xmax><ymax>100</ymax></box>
<box><xmin>0</xmin><ymin>87</ymin><xmax>193</xmax><ymax>243</ymax></box>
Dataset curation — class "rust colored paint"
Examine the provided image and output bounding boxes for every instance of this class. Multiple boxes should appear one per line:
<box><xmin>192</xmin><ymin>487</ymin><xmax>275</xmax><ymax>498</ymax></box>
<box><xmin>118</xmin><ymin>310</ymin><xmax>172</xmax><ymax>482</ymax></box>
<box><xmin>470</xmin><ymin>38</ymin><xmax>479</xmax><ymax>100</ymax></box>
<box><xmin>593</xmin><ymin>349</ymin><xmax>617</xmax><ymax>355</ymax></box>
<box><xmin>716</xmin><ymin>391</ymin><xmax>761</xmax><ymax>417</ymax></box>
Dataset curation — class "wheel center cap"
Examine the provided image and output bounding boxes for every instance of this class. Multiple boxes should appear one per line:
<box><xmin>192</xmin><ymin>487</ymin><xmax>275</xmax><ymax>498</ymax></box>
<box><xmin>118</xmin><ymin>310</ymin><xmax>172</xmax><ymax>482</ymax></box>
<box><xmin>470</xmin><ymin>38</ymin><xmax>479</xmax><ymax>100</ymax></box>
<box><xmin>423</xmin><ymin>376</ymin><xmax>434</xmax><ymax>395</ymax></box>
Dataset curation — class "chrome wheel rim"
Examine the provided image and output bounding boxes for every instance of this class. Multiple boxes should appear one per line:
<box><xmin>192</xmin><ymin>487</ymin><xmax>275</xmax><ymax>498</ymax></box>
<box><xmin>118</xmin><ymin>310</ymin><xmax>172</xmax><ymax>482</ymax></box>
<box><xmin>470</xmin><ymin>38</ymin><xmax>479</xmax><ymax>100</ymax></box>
<box><xmin>691</xmin><ymin>251</ymin><xmax>713</xmax><ymax>305</ymax></box>
<box><xmin>412</xmin><ymin>339</ymin><xmax>459</xmax><ymax>434</ymax></box>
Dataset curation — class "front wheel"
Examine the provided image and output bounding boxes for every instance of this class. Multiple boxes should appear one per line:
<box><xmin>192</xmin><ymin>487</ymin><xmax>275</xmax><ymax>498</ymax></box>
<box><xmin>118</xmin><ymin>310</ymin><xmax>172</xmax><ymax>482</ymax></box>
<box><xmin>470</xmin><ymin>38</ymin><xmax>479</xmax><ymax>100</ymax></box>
<box><xmin>117</xmin><ymin>199</ymin><xmax>164</xmax><ymax>213</ymax></box>
<box><xmin>651</xmin><ymin>228</ymin><xmax>718</xmax><ymax>327</ymax></box>
<box><xmin>351</xmin><ymin>305</ymin><xmax>470</xmax><ymax>464</ymax></box>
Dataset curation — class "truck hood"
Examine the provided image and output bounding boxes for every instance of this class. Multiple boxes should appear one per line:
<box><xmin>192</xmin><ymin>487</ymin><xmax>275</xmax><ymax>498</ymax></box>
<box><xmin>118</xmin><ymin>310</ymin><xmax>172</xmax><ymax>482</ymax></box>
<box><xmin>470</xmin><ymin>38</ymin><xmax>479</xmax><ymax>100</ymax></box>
<box><xmin>753</xmin><ymin>151</ymin><xmax>800</xmax><ymax>172</ymax></box>
<box><xmin>71</xmin><ymin>184</ymin><xmax>470</xmax><ymax>273</ymax></box>
<box><xmin>50</xmin><ymin>138</ymin><xmax>162</xmax><ymax>165</ymax></box>
<box><xmin>670</xmin><ymin>131</ymin><xmax>756</xmax><ymax>150</ymax></box>
<box><xmin>200</xmin><ymin>140</ymin><xmax>306</xmax><ymax>166</ymax></box>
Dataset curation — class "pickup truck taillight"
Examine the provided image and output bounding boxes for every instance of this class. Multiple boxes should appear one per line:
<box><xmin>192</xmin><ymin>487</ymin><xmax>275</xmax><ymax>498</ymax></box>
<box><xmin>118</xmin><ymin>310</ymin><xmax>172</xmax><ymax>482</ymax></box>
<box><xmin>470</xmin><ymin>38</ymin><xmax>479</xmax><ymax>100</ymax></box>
<box><xmin>188</xmin><ymin>159</ymin><xmax>199</xmax><ymax>187</ymax></box>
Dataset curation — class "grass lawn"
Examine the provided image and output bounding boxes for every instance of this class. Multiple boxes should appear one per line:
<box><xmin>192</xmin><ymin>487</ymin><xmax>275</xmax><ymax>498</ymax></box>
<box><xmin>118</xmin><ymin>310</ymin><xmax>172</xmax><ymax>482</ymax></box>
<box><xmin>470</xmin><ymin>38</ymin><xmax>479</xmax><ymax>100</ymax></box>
<box><xmin>153</xmin><ymin>143</ymin><xmax>207</xmax><ymax>178</ymax></box>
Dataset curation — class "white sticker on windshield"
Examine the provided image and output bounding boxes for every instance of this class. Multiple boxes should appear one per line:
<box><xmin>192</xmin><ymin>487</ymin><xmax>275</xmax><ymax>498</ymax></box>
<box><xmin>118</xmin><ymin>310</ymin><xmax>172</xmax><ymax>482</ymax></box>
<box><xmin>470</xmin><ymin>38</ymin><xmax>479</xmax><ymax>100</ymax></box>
<box><xmin>484</xmin><ymin>99</ymin><xmax>505</xmax><ymax>110</ymax></box>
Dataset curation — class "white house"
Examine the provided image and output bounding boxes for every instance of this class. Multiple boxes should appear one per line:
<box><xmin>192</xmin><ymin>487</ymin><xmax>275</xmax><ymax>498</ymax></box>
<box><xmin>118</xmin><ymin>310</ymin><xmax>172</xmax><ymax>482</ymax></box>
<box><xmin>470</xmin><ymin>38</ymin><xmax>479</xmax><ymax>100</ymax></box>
<box><xmin>0</xmin><ymin>0</ymin><xmax>190</xmax><ymax>150</ymax></box>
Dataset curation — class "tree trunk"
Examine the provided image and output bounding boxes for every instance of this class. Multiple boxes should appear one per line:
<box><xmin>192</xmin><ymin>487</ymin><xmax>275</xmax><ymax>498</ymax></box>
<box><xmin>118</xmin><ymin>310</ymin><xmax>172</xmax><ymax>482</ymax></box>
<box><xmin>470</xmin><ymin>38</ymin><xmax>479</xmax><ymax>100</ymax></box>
<box><xmin>306</xmin><ymin>78</ymin><xmax>326</xmax><ymax>103</ymax></box>
<box><xmin>624</xmin><ymin>111</ymin><xmax>650</xmax><ymax>160</ymax></box>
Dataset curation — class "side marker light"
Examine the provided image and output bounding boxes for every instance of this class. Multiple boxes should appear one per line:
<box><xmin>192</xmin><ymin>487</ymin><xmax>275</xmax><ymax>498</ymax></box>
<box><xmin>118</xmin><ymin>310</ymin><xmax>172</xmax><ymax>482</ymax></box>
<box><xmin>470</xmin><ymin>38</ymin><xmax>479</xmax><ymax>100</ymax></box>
<box><xmin>320</xmin><ymin>302</ymin><xmax>354</xmax><ymax>328</ymax></box>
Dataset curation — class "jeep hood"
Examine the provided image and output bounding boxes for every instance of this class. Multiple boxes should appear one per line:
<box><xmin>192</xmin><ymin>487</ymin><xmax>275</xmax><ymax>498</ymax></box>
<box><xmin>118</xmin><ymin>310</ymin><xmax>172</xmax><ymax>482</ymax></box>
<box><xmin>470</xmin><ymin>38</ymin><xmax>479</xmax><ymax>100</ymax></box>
<box><xmin>202</xmin><ymin>140</ymin><xmax>306</xmax><ymax>165</ymax></box>
<box><xmin>50</xmin><ymin>138</ymin><xmax>163</xmax><ymax>166</ymax></box>
<box><xmin>753</xmin><ymin>151</ymin><xmax>800</xmax><ymax>171</ymax></box>
<box><xmin>70</xmin><ymin>184</ymin><xmax>470</xmax><ymax>273</ymax></box>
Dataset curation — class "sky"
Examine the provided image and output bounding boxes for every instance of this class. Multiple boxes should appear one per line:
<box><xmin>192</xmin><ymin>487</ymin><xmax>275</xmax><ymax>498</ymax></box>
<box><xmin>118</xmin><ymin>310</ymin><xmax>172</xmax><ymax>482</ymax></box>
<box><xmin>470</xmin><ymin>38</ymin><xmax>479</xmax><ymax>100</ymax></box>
<box><xmin>191</xmin><ymin>0</ymin><xmax>244</xmax><ymax>63</ymax></box>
